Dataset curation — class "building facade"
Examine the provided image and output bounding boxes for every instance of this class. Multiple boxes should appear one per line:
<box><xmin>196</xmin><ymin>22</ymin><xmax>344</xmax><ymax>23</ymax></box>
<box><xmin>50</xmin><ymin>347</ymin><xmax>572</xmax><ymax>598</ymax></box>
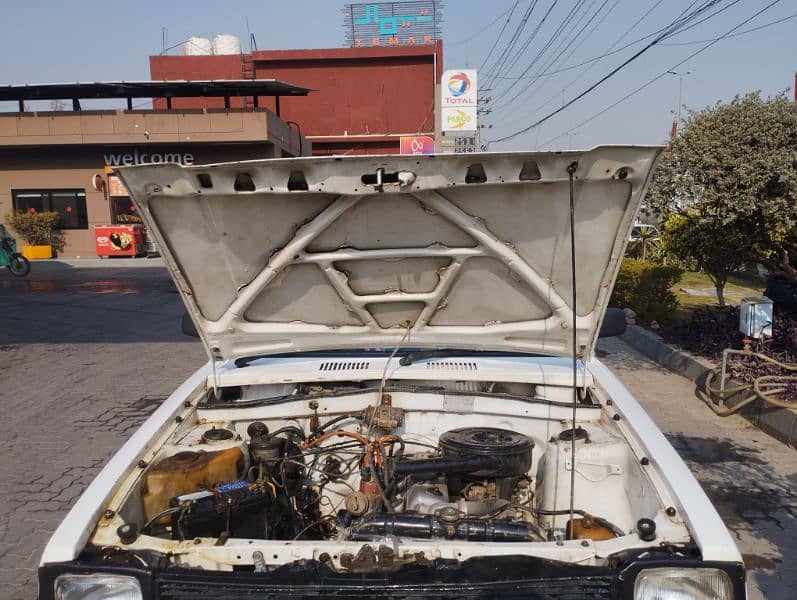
<box><xmin>150</xmin><ymin>43</ymin><xmax>443</xmax><ymax>155</ymax></box>
<box><xmin>0</xmin><ymin>101</ymin><xmax>309</xmax><ymax>257</ymax></box>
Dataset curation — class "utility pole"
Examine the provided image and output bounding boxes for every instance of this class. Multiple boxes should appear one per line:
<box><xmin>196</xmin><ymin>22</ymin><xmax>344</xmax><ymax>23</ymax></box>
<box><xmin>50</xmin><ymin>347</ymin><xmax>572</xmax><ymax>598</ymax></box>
<box><xmin>666</xmin><ymin>70</ymin><xmax>692</xmax><ymax>139</ymax></box>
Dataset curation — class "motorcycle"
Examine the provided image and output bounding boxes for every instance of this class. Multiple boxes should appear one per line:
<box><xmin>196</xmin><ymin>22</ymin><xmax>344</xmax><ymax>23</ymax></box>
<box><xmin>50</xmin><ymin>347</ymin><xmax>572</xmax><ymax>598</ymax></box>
<box><xmin>0</xmin><ymin>224</ymin><xmax>31</xmax><ymax>277</ymax></box>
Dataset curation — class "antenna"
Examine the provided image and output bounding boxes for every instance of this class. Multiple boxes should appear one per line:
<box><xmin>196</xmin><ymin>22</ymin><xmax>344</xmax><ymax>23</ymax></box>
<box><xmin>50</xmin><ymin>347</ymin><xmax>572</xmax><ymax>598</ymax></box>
<box><xmin>566</xmin><ymin>161</ymin><xmax>579</xmax><ymax>533</ymax></box>
<box><xmin>245</xmin><ymin>16</ymin><xmax>252</xmax><ymax>52</ymax></box>
<box><xmin>162</xmin><ymin>27</ymin><xmax>168</xmax><ymax>54</ymax></box>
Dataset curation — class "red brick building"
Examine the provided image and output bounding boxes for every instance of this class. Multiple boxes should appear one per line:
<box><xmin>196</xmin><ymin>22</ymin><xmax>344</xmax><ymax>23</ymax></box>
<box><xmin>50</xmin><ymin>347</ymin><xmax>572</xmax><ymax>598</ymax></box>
<box><xmin>150</xmin><ymin>43</ymin><xmax>443</xmax><ymax>155</ymax></box>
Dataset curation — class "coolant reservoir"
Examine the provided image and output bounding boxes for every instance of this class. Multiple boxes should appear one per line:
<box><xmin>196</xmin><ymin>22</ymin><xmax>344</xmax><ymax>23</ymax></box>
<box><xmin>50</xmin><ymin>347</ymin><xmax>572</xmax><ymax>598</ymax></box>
<box><xmin>538</xmin><ymin>426</ymin><xmax>652</xmax><ymax>535</ymax></box>
<box><xmin>142</xmin><ymin>446</ymin><xmax>245</xmax><ymax>521</ymax></box>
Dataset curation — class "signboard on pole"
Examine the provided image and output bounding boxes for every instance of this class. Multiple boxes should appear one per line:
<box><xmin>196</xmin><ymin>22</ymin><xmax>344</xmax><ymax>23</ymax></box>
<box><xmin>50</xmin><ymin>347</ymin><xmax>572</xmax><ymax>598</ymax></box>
<box><xmin>441</xmin><ymin>69</ymin><xmax>478</xmax><ymax>133</ymax></box>
<box><xmin>343</xmin><ymin>2</ymin><xmax>442</xmax><ymax>47</ymax></box>
<box><xmin>400</xmin><ymin>135</ymin><xmax>435</xmax><ymax>155</ymax></box>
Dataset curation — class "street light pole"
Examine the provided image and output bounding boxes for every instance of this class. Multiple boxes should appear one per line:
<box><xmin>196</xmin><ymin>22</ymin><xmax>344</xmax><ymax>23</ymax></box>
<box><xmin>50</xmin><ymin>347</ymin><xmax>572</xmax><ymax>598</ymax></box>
<box><xmin>666</xmin><ymin>70</ymin><xmax>692</xmax><ymax>139</ymax></box>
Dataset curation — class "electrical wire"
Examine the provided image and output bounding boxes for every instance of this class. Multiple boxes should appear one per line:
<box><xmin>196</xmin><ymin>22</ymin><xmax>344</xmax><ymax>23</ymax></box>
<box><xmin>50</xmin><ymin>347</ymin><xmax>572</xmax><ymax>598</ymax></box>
<box><xmin>491</xmin><ymin>0</ymin><xmax>591</xmax><ymax>104</ymax></box>
<box><xmin>449</xmin><ymin>3</ymin><xmax>516</xmax><ymax>46</ymax></box>
<box><xmin>487</xmin><ymin>0</ymin><xmax>752</xmax><ymax>144</ymax></box>
<box><xmin>483</xmin><ymin>1</ymin><xmax>541</xmax><ymax>88</ymax></box>
<box><xmin>532</xmin><ymin>0</ymin><xmax>785</xmax><ymax>149</ymax></box>
<box><xmin>485</xmin><ymin>0</ymin><xmax>558</xmax><ymax>90</ymax></box>
<box><xmin>500</xmin><ymin>0</ymin><xmax>664</xmax><ymax>124</ymax></box>
<box><xmin>370</xmin><ymin>321</ymin><xmax>412</xmax><ymax>437</ymax></box>
<box><xmin>479</xmin><ymin>1</ymin><xmax>521</xmax><ymax>72</ymax></box>
<box><xmin>491</xmin><ymin>0</ymin><xmax>718</xmax><ymax>116</ymax></box>
<box><xmin>659</xmin><ymin>11</ymin><xmax>797</xmax><ymax>45</ymax></box>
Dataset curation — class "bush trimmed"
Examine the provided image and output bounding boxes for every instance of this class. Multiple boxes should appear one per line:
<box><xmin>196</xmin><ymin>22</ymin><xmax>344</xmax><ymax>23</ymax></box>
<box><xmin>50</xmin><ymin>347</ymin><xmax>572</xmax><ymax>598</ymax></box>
<box><xmin>610</xmin><ymin>258</ymin><xmax>683</xmax><ymax>324</ymax></box>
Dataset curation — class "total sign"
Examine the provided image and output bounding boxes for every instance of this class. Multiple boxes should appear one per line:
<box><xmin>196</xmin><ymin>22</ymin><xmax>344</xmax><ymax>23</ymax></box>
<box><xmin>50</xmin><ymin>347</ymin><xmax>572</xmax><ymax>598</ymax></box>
<box><xmin>442</xmin><ymin>69</ymin><xmax>477</xmax><ymax>132</ymax></box>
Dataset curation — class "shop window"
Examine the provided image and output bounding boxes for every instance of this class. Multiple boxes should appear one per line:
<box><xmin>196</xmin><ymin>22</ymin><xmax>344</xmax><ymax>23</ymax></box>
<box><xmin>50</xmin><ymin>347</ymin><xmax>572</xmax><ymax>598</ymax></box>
<box><xmin>111</xmin><ymin>197</ymin><xmax>143</xmax><ymax>225</ymax></box>
<box><xmin>11</xmin><ymin>189</ymin><xmax>88</xmax><ymax>230</ymax></box>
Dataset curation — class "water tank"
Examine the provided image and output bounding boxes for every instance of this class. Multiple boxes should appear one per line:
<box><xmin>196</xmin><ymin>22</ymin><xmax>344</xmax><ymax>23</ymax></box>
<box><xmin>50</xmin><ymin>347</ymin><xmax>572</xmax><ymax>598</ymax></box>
<box><xmin>213</xmin><ymin>34</ymin><xmax>241</xmax><ymax>55</ymax></box>
<box><xmin>183</xmin><ymin>37</ymin><xmax>212</xmax><ymax>56</ymax></box>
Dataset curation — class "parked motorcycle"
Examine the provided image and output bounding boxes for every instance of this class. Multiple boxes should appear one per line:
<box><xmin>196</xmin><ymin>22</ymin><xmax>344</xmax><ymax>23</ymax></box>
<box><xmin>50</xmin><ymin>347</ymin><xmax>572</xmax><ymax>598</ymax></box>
<box><xmin>0</xmin><ymin>224</ymin><xmax>31</xmax><ymax>277</ymax></box>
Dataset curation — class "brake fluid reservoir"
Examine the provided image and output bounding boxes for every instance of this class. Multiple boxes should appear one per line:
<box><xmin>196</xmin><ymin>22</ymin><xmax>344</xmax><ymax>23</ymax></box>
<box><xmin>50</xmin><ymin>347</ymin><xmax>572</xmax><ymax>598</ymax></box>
<box><xmin>142</xmin><ymin>446</ymin><xmax>245</xmax><ymax>521</ymax></box>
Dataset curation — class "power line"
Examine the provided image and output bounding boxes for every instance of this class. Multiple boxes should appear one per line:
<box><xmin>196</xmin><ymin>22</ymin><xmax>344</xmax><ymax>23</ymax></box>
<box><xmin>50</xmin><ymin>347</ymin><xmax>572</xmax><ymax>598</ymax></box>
<box><xmin>509</xmin><ymin>0</ymin><xmax>657</xmax><ymax>121</ymax></box>
<box><xmin>487</xmin><ymin>0</ymin><xmax>732</xmax><ymax>144</ymax></box>
<box><xmin>450</xmin><ymin>4</ymin><xmax>516</xmax><ymax>46</ymax></box>
<box><xmin>491</xmin><ymin>0</ymin><xmax>722</xmax><ymax>113</ymax></box>
<box><xmin>483</xmin><ymin>1</ymin><xmax>541</xmax><ymax>87</ymax></box>
<box><xmin>490</xmin><ymin>0</ymin><xmax>585</xmax><ymax>99</ymax></box>
<box><xmin>532</xmin><ymin>0</ymin><xmax>785</xmax><ymax>149</ymax></box>
<box><xmin>659</xmin><ymin>11</ymin><xmax>797</xmax><ymax>45</ymax></box>
<box><xmin>493</xmin><ymin>0</ymin><xmax>613</xmax><ymax>109</ymax></box>
<box><xmin>479</xmin><ymin>0</ymin><xmax>522</xmax><ymax>74</ymax></box>
<box><xmin>489</xmin><ymin>0</ymin><xmax>562</xmax><ymax>88</ymax></box>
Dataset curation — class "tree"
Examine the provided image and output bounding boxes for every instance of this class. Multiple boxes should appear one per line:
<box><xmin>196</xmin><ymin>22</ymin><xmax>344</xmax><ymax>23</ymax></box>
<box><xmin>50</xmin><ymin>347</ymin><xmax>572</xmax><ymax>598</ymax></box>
<box><xmin>647</xmin><ymin>92</ymin><xmax>797</xmax><ymax>305</ymax></box>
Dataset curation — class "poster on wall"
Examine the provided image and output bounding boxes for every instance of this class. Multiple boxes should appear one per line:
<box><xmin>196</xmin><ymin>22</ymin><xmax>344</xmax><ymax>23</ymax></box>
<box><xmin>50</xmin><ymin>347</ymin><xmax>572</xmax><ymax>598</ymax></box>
<box><xmin>399</xmin><ymin>135</ymin><xmax>435</xmax><ymax>155</ymax></box>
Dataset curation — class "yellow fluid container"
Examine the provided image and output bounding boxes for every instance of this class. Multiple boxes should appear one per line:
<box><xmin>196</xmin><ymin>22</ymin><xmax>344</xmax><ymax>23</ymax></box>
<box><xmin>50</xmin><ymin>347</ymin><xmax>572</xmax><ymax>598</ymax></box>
<box><xmin>142</xmin><ymin>447</ymin><xmax>245</xmax><ymax>521</ymax></box>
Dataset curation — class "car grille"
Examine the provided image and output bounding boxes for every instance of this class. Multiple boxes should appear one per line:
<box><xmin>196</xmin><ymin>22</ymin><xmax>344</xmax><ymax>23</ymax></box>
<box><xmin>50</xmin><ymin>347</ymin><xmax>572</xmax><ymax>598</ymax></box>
<box><xmin>158</xmin><ymin>573</ymin><xmax>615</xmax><ymax>599</ymax></box>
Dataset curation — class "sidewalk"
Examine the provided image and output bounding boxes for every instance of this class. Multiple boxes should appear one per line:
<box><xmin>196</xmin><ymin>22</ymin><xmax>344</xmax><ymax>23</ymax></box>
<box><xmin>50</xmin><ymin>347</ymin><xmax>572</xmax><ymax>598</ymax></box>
<box><xmin>598</xmin><ymin>336</ymin><xmax>797</xmax><ymax>600</ymax></box>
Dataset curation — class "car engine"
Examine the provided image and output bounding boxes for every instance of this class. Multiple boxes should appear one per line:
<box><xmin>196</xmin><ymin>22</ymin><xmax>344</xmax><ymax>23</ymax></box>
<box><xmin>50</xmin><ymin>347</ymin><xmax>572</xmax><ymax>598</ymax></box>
<box><xmin>137</xmin><ymin>416</ymin><xmax>567</xmax><ymax>544</ymax></box>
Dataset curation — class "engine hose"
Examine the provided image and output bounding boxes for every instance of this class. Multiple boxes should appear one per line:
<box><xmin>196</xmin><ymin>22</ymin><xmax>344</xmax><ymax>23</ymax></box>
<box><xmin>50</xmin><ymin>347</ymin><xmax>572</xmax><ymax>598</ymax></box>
<box><xmin>348</xmin><ymin>513</ymin><xmax>545</xmax><ymax>542</ymax></box>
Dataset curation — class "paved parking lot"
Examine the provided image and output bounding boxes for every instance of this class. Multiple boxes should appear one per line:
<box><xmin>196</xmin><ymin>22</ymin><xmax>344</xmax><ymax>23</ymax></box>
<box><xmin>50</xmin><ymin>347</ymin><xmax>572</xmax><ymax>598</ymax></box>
<box><xmin>1</xmin><ymin>263</ymin><xmax>795</xmax><ymax>599</ymax></box>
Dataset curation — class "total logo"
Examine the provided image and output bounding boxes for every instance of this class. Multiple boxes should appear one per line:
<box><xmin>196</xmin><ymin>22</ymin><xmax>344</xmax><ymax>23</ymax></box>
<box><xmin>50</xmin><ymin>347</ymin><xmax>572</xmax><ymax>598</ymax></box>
<box><xmin>442</xmin><ymin>69</ymin><xmax>477</xmax><ymax>106</ymax></box>
<box><xmin>447</xmin><ymin>72</ymin><xmax>471</xmax><ymax>97</ymax></box>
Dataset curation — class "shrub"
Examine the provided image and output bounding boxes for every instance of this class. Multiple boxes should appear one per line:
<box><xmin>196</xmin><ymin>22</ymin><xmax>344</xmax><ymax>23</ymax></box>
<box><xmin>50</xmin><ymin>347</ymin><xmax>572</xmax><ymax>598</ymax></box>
<box><xmin>662</xmin><ymin>305</ymin><xmax>742</xmax><ymax>358</ymax></box>
<box><xmin>610</xmin><ymin>258</ymin><xmax>683</xmax><ymax>324</ymax></box>
<box><xmin>4</xmin><ymin>211</ymin><xmax>65</xmax><ymax>252</ymax></box>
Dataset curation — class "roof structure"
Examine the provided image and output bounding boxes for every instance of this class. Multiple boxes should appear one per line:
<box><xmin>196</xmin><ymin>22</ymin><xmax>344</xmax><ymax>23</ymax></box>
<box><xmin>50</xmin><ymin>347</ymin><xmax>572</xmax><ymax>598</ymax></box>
<box><xmin>0</xmin><ymin>80</ymin><xmax>311</xmax><ymax>112</ymax></box>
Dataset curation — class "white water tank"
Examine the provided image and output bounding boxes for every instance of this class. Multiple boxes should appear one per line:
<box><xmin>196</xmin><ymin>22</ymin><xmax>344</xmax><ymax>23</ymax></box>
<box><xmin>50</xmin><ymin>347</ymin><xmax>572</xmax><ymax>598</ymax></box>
<box><xmin>213</xmin><ymin>34</ymin><xmax>241</xmax><ymax>55</ymax></box>
<box><xmin>183</xmin><ymin>37</ymin><xmax>212</xmax><ymax>56</ymax></box>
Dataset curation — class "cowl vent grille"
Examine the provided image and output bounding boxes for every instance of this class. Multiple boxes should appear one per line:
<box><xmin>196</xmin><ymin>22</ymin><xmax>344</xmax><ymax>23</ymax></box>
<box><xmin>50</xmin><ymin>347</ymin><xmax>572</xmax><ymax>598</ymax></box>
<box><xmin>319</xmin><ymin>361</ymin><xmax>370</xmax><ymax>372</ymax></box>
<box><xmin>425</xmin><ymin>361</ymin><xmax>478</xmax><ymax>371</ymax></box>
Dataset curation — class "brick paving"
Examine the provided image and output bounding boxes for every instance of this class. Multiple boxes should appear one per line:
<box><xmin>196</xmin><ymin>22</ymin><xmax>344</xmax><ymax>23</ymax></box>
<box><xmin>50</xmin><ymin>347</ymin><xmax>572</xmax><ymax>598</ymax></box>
<box><xmin>0</xmin><ymin>264</ymin><xmax>203</xmax><ymax>599</ymax></box>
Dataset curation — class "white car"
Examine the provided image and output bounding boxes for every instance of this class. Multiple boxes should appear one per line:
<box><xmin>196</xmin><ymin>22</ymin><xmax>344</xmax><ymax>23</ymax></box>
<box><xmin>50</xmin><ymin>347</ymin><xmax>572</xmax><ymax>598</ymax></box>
<box><xmin>39</xmin><ymin>148</ymin><xmax>745</xmax><ymax>599</ymax></box>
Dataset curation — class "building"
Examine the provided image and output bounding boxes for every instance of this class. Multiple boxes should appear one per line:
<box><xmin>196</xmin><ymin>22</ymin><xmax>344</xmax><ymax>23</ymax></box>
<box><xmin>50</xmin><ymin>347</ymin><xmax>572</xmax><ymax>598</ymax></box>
<box><xmin>0</xmin><ymin>81</ymin><xmax>311</xmax><ymax>257</ymax></box>
<box><xmin>150</xmin><ymin>43</ymin><xmax>443</xmax><ymax>155</ymax></box>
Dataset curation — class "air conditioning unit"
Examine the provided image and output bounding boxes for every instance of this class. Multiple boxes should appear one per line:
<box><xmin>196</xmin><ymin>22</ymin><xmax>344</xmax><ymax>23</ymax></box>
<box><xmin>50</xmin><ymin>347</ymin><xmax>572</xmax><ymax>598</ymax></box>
<box><xmin>739</xmin><ymin>296</ymin><xmax>773</xmax><ymax>339</ymax></box>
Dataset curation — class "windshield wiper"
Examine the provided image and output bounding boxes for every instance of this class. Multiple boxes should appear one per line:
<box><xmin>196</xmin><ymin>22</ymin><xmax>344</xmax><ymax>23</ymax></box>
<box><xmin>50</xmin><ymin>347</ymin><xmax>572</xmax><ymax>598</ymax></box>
<box><xmin>398</xmin><ymin>349</ymin><xmax>470</xmax><ymax>366</ymax></box>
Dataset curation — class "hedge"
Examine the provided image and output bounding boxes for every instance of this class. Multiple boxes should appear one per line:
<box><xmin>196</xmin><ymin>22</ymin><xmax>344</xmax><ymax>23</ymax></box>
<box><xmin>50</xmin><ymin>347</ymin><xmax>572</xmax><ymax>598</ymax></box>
<box><xmin>610</xmin><ymin>258</ymin><xmax>683</xmax><ymax>324</ymax></box>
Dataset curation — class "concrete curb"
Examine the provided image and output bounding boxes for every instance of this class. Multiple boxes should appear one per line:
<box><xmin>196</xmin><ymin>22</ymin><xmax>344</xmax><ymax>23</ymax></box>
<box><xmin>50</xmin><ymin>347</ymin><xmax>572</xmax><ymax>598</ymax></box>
<box><xmin>620</xmin><ymin>324</ymin><xmax>797</xmax><ymax>448</ymax></box>
<box><xmin>32</xmin><ymin>257</ymin><xmax>165</xmax><ymax>269</ymax></box>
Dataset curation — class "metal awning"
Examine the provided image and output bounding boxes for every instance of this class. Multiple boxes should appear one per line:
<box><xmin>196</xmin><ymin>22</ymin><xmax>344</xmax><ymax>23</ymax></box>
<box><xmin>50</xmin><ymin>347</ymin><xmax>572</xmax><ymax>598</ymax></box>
<box><xmin>0</xmin><ymin>80</ymin><xmax>311</xmax><ymax>113</ymax></box>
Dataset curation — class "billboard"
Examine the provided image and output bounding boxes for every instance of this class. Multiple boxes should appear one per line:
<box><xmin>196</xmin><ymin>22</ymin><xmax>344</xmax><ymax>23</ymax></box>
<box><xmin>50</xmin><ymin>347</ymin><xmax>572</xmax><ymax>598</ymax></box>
<box><xmin>441</xmin><ymin>69</ymin><xmax>477</xmax><ymax>132</ymax></box>
<box><xmin>343</xmin><ymin>2</ymin><xmax>442</xmax><ymax>47</ymax></box>
<box><xmin>400</xmin><ymin>135</ymin><xmax>435</xmax><ymax>155</ymax></box>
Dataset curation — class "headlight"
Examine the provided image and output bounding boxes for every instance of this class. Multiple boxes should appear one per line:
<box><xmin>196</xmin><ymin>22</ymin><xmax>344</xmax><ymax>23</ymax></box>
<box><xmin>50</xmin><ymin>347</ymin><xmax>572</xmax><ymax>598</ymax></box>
<box><xmin>634</xmin><ymin>567</ymin><xmax>733</xmax><ymax>599</ymax></box>
<box><xmin>54</xmin><ymin>574</ymin><xmax>142</xmax><ymax>600</ymax></box>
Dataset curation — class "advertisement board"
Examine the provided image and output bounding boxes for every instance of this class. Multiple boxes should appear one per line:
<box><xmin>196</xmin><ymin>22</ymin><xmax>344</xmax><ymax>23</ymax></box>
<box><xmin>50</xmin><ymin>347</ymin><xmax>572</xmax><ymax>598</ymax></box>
<box><xmin>399</xmin><ymin>135</ymin><xmax>435</xmax><ymax>155</ymax></box>
<box><xmin>441</xmin><ymin>69</ymin><xmax>478</xmax><ymax>132</ymax></box>
<box><xmin>442</xmin><ymin>107</ymin><xmax>478</xmax><ymax>132</ymax></box>
<box><xmin>343</xmin><ymin>2</ymin><xmax>442</xmax><ymax>47</ymax></box>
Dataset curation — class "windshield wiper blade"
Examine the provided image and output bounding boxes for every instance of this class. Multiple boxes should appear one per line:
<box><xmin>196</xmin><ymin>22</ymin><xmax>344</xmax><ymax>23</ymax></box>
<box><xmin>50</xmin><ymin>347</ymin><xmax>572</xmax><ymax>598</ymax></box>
<box><xmin>399</xmin><ymin>349</ymin><xmax>466</xmax><ymax>366</ymax></box>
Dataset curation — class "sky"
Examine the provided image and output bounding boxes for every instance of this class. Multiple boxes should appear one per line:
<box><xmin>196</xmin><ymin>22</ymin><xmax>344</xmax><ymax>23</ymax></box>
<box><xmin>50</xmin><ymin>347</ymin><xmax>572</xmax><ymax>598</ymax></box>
<box><xmin>0</xmin><ymin>0</ymin><xmax>794</xmax><ymax>151</ymax></box>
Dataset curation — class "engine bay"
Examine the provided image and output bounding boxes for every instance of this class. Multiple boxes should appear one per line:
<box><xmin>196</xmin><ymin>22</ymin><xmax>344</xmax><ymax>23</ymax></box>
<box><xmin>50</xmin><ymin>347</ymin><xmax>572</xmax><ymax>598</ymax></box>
<box><xmin>98</xmin><ymin>375</ymin><xmax>682</xmax><ymax>571</ymax></box>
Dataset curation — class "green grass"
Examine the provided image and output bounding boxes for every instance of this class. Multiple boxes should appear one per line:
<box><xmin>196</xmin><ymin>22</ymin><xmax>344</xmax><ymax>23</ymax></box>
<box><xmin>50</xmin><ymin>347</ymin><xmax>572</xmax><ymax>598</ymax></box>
<box><xmin>670</xmin><ymin>270</ymin><xmax>766</xmax><ymax>321</ymax></box>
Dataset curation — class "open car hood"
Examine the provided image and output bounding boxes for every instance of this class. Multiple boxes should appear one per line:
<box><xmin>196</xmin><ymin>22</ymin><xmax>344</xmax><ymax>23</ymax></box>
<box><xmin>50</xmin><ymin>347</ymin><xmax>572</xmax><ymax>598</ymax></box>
<box><xmin>117</xmin><ymin>147</ymin><xmax>661</xmax><ymax>362</ymax></box>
